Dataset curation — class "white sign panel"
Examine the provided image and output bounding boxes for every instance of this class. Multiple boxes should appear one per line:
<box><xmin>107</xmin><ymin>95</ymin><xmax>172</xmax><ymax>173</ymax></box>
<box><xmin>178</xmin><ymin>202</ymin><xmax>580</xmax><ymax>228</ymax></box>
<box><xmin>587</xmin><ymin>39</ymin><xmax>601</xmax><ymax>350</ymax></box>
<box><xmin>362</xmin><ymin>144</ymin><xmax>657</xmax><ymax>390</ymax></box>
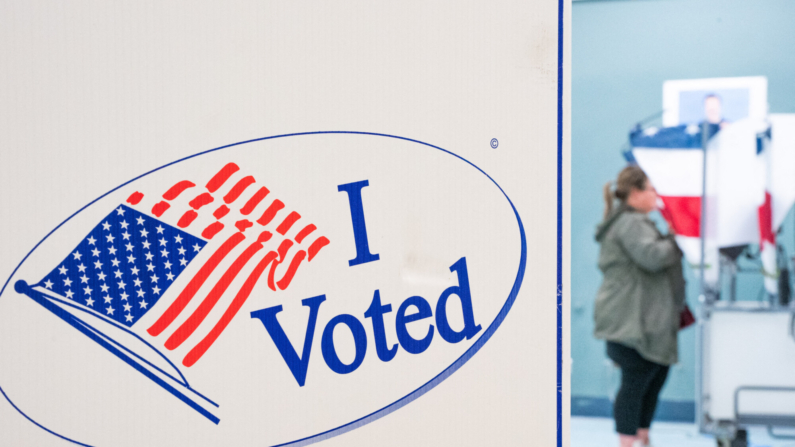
<box><xmin>662</xmin><ymin>76</ymin><xmax>767</xmax><ymax>127</ymax></box>
<box><xmin>0</xmin><ymin>2</ymin><xmax>570</xmax><ymax>446</ymax></box>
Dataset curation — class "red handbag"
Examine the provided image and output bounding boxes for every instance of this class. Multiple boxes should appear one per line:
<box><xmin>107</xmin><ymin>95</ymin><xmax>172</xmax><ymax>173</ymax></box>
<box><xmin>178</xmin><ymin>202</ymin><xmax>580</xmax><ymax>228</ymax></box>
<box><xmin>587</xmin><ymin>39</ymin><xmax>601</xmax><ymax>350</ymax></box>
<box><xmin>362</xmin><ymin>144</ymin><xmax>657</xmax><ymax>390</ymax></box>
<box><xmin>679</xmin><ymin>305</ymin><xmax>696</xmax><ymax>329</ymax></box>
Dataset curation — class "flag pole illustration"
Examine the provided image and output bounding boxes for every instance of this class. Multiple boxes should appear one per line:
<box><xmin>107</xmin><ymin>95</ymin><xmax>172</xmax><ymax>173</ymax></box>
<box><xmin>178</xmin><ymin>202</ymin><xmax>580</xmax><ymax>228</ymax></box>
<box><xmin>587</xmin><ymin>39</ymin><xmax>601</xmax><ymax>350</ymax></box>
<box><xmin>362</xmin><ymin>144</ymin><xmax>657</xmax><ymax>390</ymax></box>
<box><xmin>14</xmin><ymin>163</ymin><xmax>329</xmax><ymax>424</ymax></box>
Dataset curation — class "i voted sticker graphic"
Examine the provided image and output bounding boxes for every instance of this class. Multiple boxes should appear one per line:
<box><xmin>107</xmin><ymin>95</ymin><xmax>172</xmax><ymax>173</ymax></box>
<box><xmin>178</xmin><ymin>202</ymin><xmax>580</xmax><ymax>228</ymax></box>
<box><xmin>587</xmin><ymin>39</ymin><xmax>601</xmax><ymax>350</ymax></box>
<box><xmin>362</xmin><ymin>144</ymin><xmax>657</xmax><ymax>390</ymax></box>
<box><xmin>0</xmin><ymin>132</ymin><xmax>526</xmax><ymax>446</ymax></box>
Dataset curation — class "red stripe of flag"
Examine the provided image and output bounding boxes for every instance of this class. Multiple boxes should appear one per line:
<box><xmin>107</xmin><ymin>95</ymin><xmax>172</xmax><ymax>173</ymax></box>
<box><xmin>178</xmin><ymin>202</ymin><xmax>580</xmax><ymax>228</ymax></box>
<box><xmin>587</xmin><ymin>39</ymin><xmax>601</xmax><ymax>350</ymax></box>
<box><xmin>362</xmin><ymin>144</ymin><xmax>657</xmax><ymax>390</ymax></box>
<box><xmin>758</xmin><ymin>191</ymin><xmax>775</xmax><ymax>245</ymax></box>
<box><xmin>295</xmin><ymin>224</ymin><xmax>316</xmax><ymax>244</ymax></box>
<box><xmin>659</xmin><ymin>196</ymin><xmax>701</xmax><ymax>238</ymax></box>
<box><xmin>223</xmin><ymin>176</ymin><xmax>256</xmax><ymax>204</ymax></box>
<box><xmin>276</xmin><ymin>211</ymin><xmax>301</xmax><ymax>235</ymax></box>
<box><xmin>202</xmin><ymin>222</ymin><xmax>225</xmax><ymax>239</ymax></box>
<box><xmin>240</xmin><ymin>187</ymin><xmax>270</xmax><ymax>215</ymax></box>
<box><xmin>257</xmin><ymin>200</ymin><xmax>285</xmax><ymax>226</ymax></box>
<box><xmin>127</xmin><ymin>192</ymin><xmax>144</xmax><ymax>205</ymax></box>
<box><xmin>163</xmin><ymin>181</ymin><xmax>196</xmax><ymax>200</ymax></box>
<box><xmin>235</xmin><ymin>219</ymin><xmax>253</xmax><ymax>232</ymax></box>
<box><xmin>189</xmin><ymin>193</ymin><xmax>214</xmax><ymax>210</ymax></box>
<box><xmin>206</xmin><ymin>163</ymin><xmax>239</xmax><ymax>193</ymax></box>
<box><xmin>308</xmin><ymin>236</ymin><xmax>330</xmax><ymax>261</ymax></box>
<box><xmin>152</xmin><ymin>201</ymin><xmax>170</xmax><ymax>217</ymax></box>
<box><xmin>276</xmin><ymin>250</ymin><xmax>307</xmax><ymax>290</ymax></box>
<box><xmin>177</xmin><ymin>211</ymin><xmax>198</xmax><ymax>228</ymax></box>
<box><xmin>268</xmin><ymin>240</ymin><xmax>295</xmax><ymax>291</ymax></box>
<box><xmin>213</xmin><ymin>205</ymin><xmax>230</xmax><ymax>219</ymax></box>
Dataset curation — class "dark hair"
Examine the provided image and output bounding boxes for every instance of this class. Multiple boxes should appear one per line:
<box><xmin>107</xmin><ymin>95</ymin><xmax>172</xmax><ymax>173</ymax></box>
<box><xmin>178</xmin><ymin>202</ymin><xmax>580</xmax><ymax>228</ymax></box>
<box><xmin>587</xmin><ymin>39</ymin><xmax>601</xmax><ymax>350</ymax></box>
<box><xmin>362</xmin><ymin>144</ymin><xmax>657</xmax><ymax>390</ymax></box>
<box><xmin>603</xmin><ymin>165</ymin><xmax>648</xmax><ymax>219</ymax></box>
<box><xmin>704</xmin><ymin>93</ymin><xmax>721</xmax><ymax>102</ymax></box>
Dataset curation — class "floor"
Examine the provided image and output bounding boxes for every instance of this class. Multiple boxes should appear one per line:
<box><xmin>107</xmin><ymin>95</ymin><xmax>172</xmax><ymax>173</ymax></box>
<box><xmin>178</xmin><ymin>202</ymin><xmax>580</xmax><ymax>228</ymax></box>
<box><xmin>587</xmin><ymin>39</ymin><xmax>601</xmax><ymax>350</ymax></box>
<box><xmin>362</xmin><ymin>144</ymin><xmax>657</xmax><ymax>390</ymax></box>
<box><xmin>571</xmin><ymin>416</ymin><xmax>795</xmax><ymax>447</ymax></box>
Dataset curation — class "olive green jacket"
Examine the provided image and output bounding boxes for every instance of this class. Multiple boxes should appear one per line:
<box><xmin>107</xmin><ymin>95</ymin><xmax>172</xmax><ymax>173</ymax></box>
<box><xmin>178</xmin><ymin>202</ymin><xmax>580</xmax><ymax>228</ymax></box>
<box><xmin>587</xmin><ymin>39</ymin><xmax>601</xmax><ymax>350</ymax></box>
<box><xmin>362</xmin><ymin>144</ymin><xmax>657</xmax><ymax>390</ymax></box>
<box><xmin>593</xmin><ymin>206</ymin><xmax>686</xmax><ymax>365</ymax></box>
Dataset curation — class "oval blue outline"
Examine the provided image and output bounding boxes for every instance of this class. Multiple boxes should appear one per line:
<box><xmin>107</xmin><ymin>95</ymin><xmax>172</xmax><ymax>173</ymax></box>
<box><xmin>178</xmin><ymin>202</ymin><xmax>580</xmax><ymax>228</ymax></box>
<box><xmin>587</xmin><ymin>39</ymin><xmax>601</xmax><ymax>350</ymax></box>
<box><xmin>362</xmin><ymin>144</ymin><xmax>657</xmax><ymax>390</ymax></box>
<box><xmin>0</xmin><ymin>131</ymin><xmax>526</xmax><ymax>447</ymax></box>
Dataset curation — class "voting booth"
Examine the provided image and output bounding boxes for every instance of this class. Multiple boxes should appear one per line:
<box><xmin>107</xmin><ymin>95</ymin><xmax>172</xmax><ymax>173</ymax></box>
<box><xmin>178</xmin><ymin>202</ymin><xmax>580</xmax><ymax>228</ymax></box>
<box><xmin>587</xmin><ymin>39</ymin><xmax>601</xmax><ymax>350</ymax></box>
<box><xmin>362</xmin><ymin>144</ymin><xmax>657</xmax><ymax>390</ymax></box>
<box><xmin>631</xmin><ymin>77</ymin><xmax>795</xmax><ymax>447</ymax></box>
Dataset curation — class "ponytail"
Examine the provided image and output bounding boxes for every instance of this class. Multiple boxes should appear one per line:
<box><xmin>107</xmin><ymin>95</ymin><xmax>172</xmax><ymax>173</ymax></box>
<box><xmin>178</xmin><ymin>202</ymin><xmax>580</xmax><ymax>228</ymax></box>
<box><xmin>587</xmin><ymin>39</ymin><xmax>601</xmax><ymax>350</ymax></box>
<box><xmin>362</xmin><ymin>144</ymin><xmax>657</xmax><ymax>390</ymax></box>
<box><xmin>603</xmin><ymin>181</ymin><xmax>615</xmax><ymax>220</ymax></box>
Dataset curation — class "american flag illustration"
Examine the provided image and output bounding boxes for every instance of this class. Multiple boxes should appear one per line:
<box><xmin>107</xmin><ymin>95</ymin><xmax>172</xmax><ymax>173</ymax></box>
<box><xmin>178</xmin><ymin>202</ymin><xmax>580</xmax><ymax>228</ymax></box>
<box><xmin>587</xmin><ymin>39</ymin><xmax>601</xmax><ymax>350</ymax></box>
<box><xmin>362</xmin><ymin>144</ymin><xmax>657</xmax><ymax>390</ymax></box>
<box><xmin>15</xmin><ymin>162</ymin><xmax>330</xmax><ymax>423</ymax></box>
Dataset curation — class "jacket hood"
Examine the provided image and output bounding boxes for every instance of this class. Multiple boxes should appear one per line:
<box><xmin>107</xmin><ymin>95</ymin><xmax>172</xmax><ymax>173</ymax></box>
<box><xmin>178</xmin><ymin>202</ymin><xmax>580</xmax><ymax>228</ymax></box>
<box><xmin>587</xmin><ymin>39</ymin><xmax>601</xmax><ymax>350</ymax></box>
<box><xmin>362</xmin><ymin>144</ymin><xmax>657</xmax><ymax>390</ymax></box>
<box><xmin>595</xmin><ymin>205</ymin><xmax>634</xmax><ymax>242</ymax></box>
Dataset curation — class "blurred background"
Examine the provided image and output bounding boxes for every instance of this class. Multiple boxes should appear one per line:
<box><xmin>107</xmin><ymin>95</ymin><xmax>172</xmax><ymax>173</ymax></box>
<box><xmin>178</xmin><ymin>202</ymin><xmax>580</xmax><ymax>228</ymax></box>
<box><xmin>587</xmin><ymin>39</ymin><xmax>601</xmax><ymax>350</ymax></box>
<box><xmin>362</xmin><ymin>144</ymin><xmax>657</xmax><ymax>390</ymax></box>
<box><xmin>570</xmin><ymin>0</ymin><xmax>795</xmax><ymax>446</ymax></box>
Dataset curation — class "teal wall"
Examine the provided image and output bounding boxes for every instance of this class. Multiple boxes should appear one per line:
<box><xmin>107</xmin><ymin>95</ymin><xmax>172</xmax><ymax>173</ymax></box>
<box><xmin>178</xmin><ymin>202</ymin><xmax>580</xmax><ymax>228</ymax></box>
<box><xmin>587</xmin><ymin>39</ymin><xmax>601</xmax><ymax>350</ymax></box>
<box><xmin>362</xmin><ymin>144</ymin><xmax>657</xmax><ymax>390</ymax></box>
<box><xmin>571</xmin><ymin>0</ymin><xmax>795</xmax><ymax>411</ymax></box>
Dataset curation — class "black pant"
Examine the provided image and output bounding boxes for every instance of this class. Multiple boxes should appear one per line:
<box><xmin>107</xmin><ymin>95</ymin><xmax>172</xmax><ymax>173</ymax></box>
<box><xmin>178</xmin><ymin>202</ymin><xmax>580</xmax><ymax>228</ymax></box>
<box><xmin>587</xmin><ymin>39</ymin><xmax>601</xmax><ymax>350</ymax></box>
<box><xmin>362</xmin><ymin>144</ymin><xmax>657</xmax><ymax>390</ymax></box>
<box><xmin>606</xmin><ymin>342</ymin><xmax>670</xmax><ymax>435</ymax></box>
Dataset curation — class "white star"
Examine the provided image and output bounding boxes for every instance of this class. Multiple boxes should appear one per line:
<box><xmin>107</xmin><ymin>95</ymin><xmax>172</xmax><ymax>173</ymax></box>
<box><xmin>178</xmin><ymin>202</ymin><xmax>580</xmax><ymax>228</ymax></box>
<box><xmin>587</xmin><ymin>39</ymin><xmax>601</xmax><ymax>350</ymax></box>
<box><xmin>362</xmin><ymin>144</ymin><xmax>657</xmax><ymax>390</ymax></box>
<box><xmin>146</xmin><ymin>263</ymin><xmax>155</xmax><ymax>272</ymax></box>
<box><xmin>106</xmin><ymin>306</ymin><xmax>115</xmax><ymax>315</ymax></box>
<box><xmin>122</xmin><ymin>232</ymin><xmax>130</xmax><ymax>241</ymax></box>
<box><xmin>123</xmin><ymin>303</ymin><xmax>132</xmax><ymax>312</ymax></box>
<box><xmin>142</xmin><ymin>240</ymin><xmax>151</xmax><ymax>250</ymax></box>
<box><xmin>102</xmin><ymin>222</ymin><xmax>111</xmax><ymax>231</ymax></box>
<box><xmin>193</xmin><ymin>243</ymin><xmax>201</xmax><ymax>252</ymax></box>
<box><xmin>179</xmin><ymin>258</ymin><xmax>188</xmax><ymax>266</ymax></box>
<box><xmin>77</xmin><ymin>263</ymin><xmax>86</xmax><ymax>273</ymax></box>
<box><xmin>150</xmin><ymin>274</ymin><xmax>159</xmax><ymax>284</ymax></box>
<box><xmin>94</xmin><ymin>260</ymin><xmax>103</xmax><ymax>269</ymax></box>
<box><xmin>133</xmin><ymin>278</ymin><xmax>142</xmax><ymax>288</ymax></box>
<box><xmin>85</xmin><ymin>297</ymin><xmax>94</xmax><ymax>307</ymax></box>
<box><xmin>106</xmin><ymin>234</ymin><xmax>115</xmax><ymax>243</ymax></box>
<box><xmin>63</xmin><ymin>278</ymin><xmax>73</xmax><ymax>287</ymax></box>
<box><xmin>117</xmin><ymin>280</ymin><xmax>126</xmax><ymax>290</ymax></box>
<box><xmin>163</xmin><ymin>260</ymin><xmax>172</xmax><ymax>270</ymax></box>
<box><xmin>108</xmin><ymin>246</ymin><xmax>117</xmax><ymax>255</ymax></box>
<box><xmin>125</xmin><ymin>314</ymin><xmax>133</xmax><ymax>323</ymax></box>
<box><xmin>120</xmin><ymin>220</ymin><xmax>129</xmax><ymax>229</ymax></box>
<box><xmin>111</xmin><ymin>258</ymin><xmax>120</xmax><ymax>267</ymax></box>
<box><xmin>116</xmin><ymin>207</ymin><xmax>125</xmax><ymax>216</ymax></box>
<box><xmin>114</xmin><ymin>270</ymin><xmax>122</xmax><ymax>279</ymax></box>
<box><xmin>100</xmin><ymin>283</ymin><xmax>109</xmax><ymax>293</ymax></box>
<box><xmin>139</xmin><ymin>300</ymin><xmax>148</xmax><ymax>309</ymax></box>
<box><xmin>145</xmin><ymin>252</ymin><xmax>154</xmax><ymax>261</ymax></box>
<box><xmin>65</xmin><ymin>289</ymin><xmax>74</xmax><ymax>299</ymax></box>
<box><xmin>159</xmin><ymin>237</ymin><xmax>167</xmax><ymax>247</ymax></box>
<box><xmin>152</xmin><ymin>285</ymin><xmax>161</xmax><ymax>295</ymax></box>
<box><xmin>643</xmin><ymin>126</ymin><xmax>659</xmax><ymax>136</ymax></box>
<box><xmin>166</xmin><ymin>272</ymin><xmax>175</xmax><ymax>281</ymax></box>
<box><xmin>127</xmin><ymin>254</ymin><xmax>136</xmax><ymax>264</ymax></box>
<box><xmin>130</xmin><ymin>266</ymin><xmax>140</xmax><ymax>276</ymax></box>
<box><xmin>58</xmin><ymin>266</ymin><xmax>68</xmax><ymax>275</ymax></box>
<box><xmin>92</xmin><ymin>248</ymin><xmax>100</xmax><ymax>257</ymax></box>
<box><xmin>174</xmin><ymin>235</ymin><xmax>183</xmax><ymax>244</ymax></box>
<box><xmin>136</xmin><ymin>216</ymin><xmax>145</xmax><ymax>226</ymax></box>
<box><xmin>87</xmin><ymin>236</ymin><xmax>97</xmax><ymax>246</ymax></box>
<box><xmin>125</xmin><ymin>243</ymin><xmax>134</xmax><ymax>252</ymax></box>
<box><xmin>97</xmin><ymin>272</ymin><xmax>107</xmax><ymax>281</ymax></box>
<box><xmin>178</xmin><ymin>247</ymin><xmax>186</xmax><ymax>256</ymax></box>
<box><xmin>140</xmin><ymin>229</ymin><xmax>149</xmax><ymax>238</ymax></box>
<box><xmin>83</xmin><ymin>285</ymin><xmax>92</xmax><ymax>295</ymax></box>
<box><xmin>103</xmin><ymin>295</ymin><xmax>112</xmax><ymax>303</ymax></box>
<box><xmin>44</xmin><ymin>279</ymin><xmax>53</xmax><ymax>289</ymax></box>
<box><xmin>160</xmin><ymin>249</ymin><xmax>169</xmax><ymax>257</ymax></box>
<box><xmin>137</xmin><ymin>289</ymin><xmax>145</xmax><ymax>298</ymax></box>
<box><xmin>80</xmin><ymin>275</ymin><xmax>89</xmax><ymax>284</ymax></box>
<box><xmin>686</xmin><ymin>124</ymin><xmax>700</xmax><ymax>135</ymax></box>
<box><xmin>72</xmin><ymin>251</ymin><xmax>82</xmax><ymax>261</ymax></box>
<box><xmin>120</xmin><ymin>292</ymin><xmax>129</xmax><ymax>301</ymax></box>
<box><xmin>156</xmin><ymin>225</ymin><xmax>164</xmax><ymax>234</ymax></box>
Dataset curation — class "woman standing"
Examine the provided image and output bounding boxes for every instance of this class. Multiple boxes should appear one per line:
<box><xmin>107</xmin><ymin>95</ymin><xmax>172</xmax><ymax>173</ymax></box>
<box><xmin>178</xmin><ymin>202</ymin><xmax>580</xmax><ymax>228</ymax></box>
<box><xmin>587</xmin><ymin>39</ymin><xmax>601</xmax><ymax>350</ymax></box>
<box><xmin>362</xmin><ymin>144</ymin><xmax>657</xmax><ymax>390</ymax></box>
<box><xmin>594</xmin><ymin>165</ymin><xmax>686</xmax><ymax>447</ymax></box>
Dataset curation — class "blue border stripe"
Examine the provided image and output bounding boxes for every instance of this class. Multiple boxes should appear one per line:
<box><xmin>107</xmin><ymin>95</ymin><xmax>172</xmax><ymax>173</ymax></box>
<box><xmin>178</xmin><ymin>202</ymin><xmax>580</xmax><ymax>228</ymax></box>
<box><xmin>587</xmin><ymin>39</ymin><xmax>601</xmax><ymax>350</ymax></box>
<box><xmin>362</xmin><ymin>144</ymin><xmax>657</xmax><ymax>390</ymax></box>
<box><xmin>556</xmin><ymin>0</ymin><xmax>565</xmax><ymax>446</ymax></box>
